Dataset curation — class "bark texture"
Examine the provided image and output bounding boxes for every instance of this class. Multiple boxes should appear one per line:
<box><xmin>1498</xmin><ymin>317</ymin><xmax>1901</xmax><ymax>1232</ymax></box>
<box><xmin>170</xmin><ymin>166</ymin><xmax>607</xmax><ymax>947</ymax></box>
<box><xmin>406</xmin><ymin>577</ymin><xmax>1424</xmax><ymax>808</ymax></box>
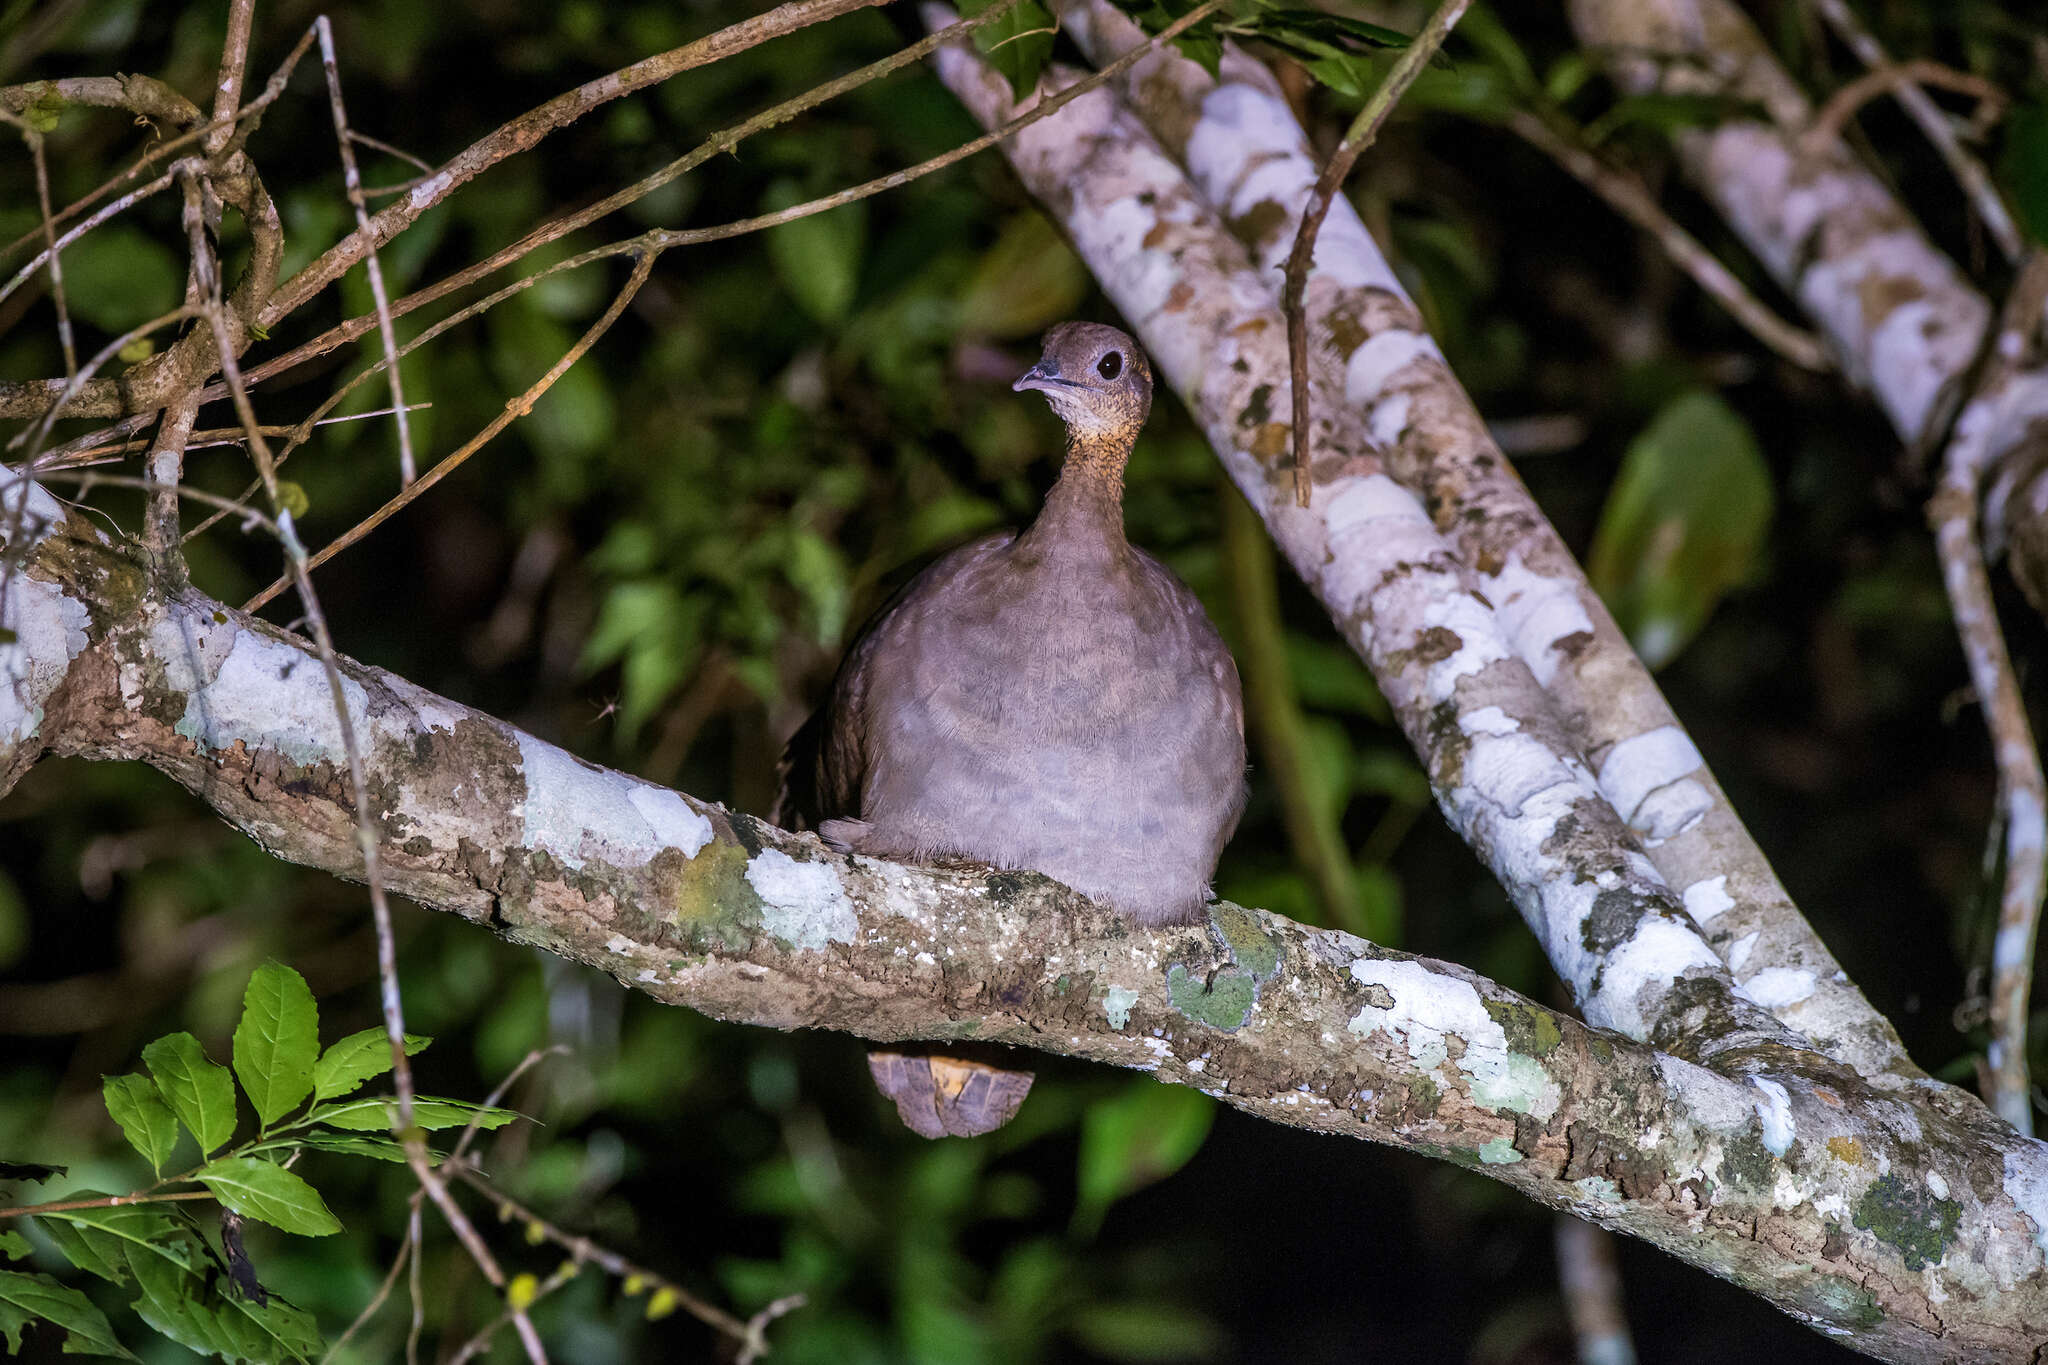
<box><xmin>5</xmin><ymin>492</ymin><xmax>2048</xmax><ymax>1360</ymax></box>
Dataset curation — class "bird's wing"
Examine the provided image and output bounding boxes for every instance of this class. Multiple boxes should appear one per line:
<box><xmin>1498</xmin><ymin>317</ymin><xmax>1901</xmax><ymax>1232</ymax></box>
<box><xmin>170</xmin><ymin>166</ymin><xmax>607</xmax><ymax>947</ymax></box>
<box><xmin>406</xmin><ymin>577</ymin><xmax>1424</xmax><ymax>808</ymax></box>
<box><xmin>772</xmin><ymin>532</ymin><xmax>1016</xmax><ymax>830</ymax></box>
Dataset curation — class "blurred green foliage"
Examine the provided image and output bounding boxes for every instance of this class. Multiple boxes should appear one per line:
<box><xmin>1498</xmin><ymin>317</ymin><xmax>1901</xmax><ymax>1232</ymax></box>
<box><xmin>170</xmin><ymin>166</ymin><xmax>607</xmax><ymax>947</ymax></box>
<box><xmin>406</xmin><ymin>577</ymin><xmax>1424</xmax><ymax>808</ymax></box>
<box><xmin>0</xmin><ymin>0</ymin><xmax>2044</xmax><ymax>1361</ymax></box>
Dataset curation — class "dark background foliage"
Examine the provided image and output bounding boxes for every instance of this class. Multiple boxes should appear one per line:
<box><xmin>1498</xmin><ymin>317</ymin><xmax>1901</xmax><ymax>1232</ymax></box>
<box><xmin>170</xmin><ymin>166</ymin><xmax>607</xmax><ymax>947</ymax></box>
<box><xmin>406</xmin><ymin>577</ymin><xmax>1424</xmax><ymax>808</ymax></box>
<box><xmin>2</xmin><ymin>0</ymin><xmax>2044</xmax><ymax>1359</ymax></box>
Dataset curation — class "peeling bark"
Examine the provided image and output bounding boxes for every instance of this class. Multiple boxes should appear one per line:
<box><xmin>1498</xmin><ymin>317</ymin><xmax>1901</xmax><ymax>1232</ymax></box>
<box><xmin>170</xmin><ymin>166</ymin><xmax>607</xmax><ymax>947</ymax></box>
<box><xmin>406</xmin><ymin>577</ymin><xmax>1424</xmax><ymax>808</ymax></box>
<box><xmin>5</xmin><ymin>495</ymin><xmax>2048</xmax><ymax>1360</ymax></box>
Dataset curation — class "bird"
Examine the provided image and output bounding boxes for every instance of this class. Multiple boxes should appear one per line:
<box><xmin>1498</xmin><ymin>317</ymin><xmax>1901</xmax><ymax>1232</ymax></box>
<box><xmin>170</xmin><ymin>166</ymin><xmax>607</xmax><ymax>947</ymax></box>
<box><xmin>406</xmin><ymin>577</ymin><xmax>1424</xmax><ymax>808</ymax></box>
<box><xmin>776</xmin><ymin>321</ymin><xmax>1247</xmax><ymax>1135</ymax></box>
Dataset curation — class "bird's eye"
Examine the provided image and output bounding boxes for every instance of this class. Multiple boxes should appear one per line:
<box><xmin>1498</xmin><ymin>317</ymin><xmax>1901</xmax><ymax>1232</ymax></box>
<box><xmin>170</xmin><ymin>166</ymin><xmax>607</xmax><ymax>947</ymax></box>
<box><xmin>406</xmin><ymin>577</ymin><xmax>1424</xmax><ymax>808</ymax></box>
<box><xmin>1098</xmin><ymin>351</ymin><xmax>1123</xmax><ymax>380</ymax></box>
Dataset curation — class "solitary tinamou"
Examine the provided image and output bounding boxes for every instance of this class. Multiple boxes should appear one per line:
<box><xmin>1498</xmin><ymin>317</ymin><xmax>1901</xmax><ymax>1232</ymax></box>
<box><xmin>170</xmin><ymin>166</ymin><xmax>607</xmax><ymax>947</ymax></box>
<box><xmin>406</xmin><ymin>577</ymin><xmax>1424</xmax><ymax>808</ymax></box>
<box><xmin>777</xmin><ymin>322</ymin><xmax>1247</xmax><ymax>1136</ymax></box>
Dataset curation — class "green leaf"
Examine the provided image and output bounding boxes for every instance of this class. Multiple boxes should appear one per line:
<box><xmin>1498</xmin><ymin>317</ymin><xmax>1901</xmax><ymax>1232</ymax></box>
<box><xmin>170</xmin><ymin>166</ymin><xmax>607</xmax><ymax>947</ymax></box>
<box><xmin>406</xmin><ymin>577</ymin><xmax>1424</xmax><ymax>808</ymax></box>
<box><xmin>306</xmin><ymin>1096</ymin><xmax>519</xmax><ymax>1133</ymax></box>
<box><xmin>35</xmin><ymin>1203</ymin><xmax>198</xmax><ymax>1285</ymax></box>
<box><xmin>102</xmin><ymin>1073</ymin><xmax>180</xmax><ymax>1176</ymax></box>
<box><xmin>311</xmin><ymin>1029</ymin><xmax>430</xmax><ymax>1102</ymax></box>
<box><xmin>278</xmin><ymin>1133</ymin><xmax>436</xmax><ymax>1165</ymax></box>
<box><xmin>141</xmin><ymin>1033</ymin><xmax>238</xmax><ymax>1155</ymax></box>
<box><xmin>231</xmin><ymin>963</ymin><xmax>320</xmax><ymax>1128</ymax></box>
<box><xmin>54</xmin><ymin>224</ymin><xmax>183</xmax><ymax>334</ymax></box>
<box><xmin>194</xmin><ymin>1158</ymin><xmax>341</xmax><ymax>1237</ymax></box>
<box><xmin>126</xmin><ymin>1250</ymin><xmax>321</xmax><ymax>1364</ymax></box>
<box><xmin>1072</xmin><ymin>1082</ymin><xmax>1214</xmax><ymax>1238</ymax></box>
<box><xmin>1587</xmin><ymin>390</ymin><xmax>1773</xmax><ymax>669</ymax></box>
<box><xmin>0</xmin><ymin>1232</ymin><xmax>28</xmax><ymax>1261</ymax></box>
<box><xmin>0</xmin><ymin>1269</ymin><xmax>136</xmax><ymax>1358</ymax></box>
<box><xmin>2001</xmin><ymin>102</ymin><xmax>2048</xmax><ymax>247</ymax></box>
<box><xmin>964</xmin><ymin>0</ymin><xmax>1056</xmax><ymax>99</ymax></box>
<box><xmin>763</xmin><ymin>179</ymin><xmax>868</xmax><ymax>327</ymax></box>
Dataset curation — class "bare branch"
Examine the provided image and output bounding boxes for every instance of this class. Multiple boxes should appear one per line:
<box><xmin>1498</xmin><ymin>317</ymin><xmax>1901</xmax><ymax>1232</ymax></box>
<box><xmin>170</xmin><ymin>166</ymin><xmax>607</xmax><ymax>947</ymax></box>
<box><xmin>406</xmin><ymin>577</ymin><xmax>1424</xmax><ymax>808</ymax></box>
<box><xmin>1807</xmin><ymin>0</ymin><xmax>2021</xmax><ymax>262</ymax></box>
<box><xmin>314</xmin><ymin>16</ymin><xmax>417</xmax><ymax>485</ymax></box>
<box><xmin>1283</xmin><ymin>0</ymin><xmax>1470</xmax><ymax>507</ymax></box>
<box><xmin>1929</xmin><ymin>253</ymin><xmax>2048</xmax><ymax>1135</ymax></box>
<box><xmin>1504</xmin><ymin>110</ymin><xmax>1832</xmax><ymax>372</ymax></box>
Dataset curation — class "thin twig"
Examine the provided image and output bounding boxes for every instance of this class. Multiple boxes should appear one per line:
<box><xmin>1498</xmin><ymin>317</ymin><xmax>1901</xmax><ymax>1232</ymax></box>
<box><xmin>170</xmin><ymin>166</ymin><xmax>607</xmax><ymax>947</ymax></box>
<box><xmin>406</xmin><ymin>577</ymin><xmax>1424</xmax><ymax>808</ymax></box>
<box><xmin>0</xmin><ymin>24</ymin><xmax>316</xmax><ymax>266</ymax></box>
<box><xmin>1805</xmin><ymin>2</ymin><xmax>2020</xmax><ymax>261</ymax></box>
<box><xmin>0</xmin><ymin>1189</ymin><xmax>218</xmax><ymax>1218</ymax></box>
<box><xmin>1929</xmin><ymin>251</ymin><xmax>2048</xmax><ymax>1135</ymax></box>
<box><xmin>0</xmin><ymin>169</ymin><xmax>178</xmax><ymax>312</ymax></box>
<box><xmin>320</xmin><ymin>1223</ymin><xmax>413</xmax><ymax>1364</ymax></box>
<box><xmin>243</xmin><ymin>251</ymin><xmax>656</xmax><ymax>611</ymax></box>
<box><xmin>1507</xmin><ymin>111</ymin><xmax>1832</xmax><ymax>372</ymax></box>
<box><xmin>447</xmin><ymin>1161</ymin><xmax>762</xmax><ymax>1347</ymax></box>
<box><xmin>206</xmin><ymin>0</ymin><xmax>256</xmax><ymax>158</ymax></box>
<box><xmin>40</xmin><ymin>404</ymin><xmax>433</xmax><ymax>471</ymax></box>
<box><xmin>446</xmin><ymin>1259</ymin><xmax>582</xmax><ymax>1365</ymax></box>
<box><xmin>1282</xmin><ymin>0</ymin><xmax>1471</xmax><ymax>506</ymax></box>
<box><xmin>259</xmin><ymin>0</ymin><xmax>891</xmax><ymax>327</ymax></box>
<box><xmin>25</xmin><ymin>130</ymin><xmax>77</xmax><ymax>381</ymax></box>
<box><xmin>315</xmin><ymin>15</ymin><xmax>417</xmax><ymax>484</ymax></box>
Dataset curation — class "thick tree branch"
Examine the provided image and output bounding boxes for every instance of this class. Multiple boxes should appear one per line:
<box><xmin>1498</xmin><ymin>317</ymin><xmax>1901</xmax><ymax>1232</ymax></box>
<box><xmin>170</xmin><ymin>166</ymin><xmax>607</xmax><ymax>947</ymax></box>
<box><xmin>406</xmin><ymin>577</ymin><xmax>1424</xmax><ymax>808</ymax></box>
<box><xmin>925</xmin><ymin>26</ymin><xmax>1799</xmax><ymax>1070</ymax></box>
<box><xmin>3</xmin><ymin>491</ymin><xmax>2046</xmax><ymax>1361</ymax></box>
<box><xmin>1046</xmin><ymin>0</ymin><xmax>1912</xmax><ymax>1083</ymax></box>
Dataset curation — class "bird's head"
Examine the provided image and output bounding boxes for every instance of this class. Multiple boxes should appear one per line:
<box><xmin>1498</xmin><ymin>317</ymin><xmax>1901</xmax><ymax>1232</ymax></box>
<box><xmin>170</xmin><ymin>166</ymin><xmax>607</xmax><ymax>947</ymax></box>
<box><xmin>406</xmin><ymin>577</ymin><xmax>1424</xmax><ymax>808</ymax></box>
<box><xmin>1012</xmin><ymin>322</ymin><xmax>1152</xmax><ymax>446</ymax></box>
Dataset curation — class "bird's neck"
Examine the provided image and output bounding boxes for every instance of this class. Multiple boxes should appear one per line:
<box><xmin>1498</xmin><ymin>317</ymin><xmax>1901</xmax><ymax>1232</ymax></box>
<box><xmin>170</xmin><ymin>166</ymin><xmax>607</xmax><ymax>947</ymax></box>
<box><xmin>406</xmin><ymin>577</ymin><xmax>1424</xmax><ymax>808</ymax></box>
<box><xmin>1021</xmin><ymin>431</ymin><xmax>1132</xmax><ymax>558</ymax></box>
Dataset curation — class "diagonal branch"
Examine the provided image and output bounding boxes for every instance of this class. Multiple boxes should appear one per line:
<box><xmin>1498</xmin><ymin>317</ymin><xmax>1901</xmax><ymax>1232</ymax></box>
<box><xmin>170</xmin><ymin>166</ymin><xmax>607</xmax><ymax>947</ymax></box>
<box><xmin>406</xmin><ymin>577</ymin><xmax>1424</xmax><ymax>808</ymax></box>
<box><xmin>1049</xmin><ymin>0</ymin><xmax>1913</xmax><ymax>1082</ymax></box>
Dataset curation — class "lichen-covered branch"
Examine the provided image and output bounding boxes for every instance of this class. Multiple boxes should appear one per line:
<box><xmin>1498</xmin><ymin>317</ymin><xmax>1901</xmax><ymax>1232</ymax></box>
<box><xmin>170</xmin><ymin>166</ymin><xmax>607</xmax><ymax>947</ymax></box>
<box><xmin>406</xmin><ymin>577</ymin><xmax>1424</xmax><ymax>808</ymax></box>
<box><xmin>6</xmin><ymin>488</ymin><xmax>2048</xmax><ymax>1361</ymax></box>
<box><xmin>924</xmin><ymin>23</ymin><xmax>1809</xmax><ymax>1073</ymax></box>
<box><xmin>1040</xmin><ymin>0</ymin><xmax>1911</xmax><ymax>1082</ymax></box>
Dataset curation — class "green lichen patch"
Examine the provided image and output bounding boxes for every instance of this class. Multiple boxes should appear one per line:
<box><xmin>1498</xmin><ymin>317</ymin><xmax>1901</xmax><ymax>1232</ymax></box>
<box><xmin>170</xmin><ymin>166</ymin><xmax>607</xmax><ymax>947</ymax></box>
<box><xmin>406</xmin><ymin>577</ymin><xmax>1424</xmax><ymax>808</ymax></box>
<box><xmin>1166</xmin><ymin>963</ymin><xmax>1256</xmax><ymax>1031</ymax></box>
<box><xmin>1207</xmin><ymin>901</ymin><xmax>1282</xmax><ymax>982</ymax></box>
<box><xmin>1719</xmin><ymin>1131</ymin><xmax>1778</xmax><ymax>1193</ymax></box>
<box><xmin>664</xmin><ymin>841</ymin><xmax>761</xmax><ymax>950</ymax></box>
<box><xmin>1407</xmin><ymin>1073</ymin><xmax>1440</xmax><ymax>1120</ymax></box>
<box><xmin>1852</xmin><ymin>1173</ymin><xmax>1960</xmax><ymax>1272</ymax></box>
<box><xmin>1482</xmin><ymin>998</ymin><xmax>1563</xmax><ymax>1058</ymax></box>
<box><xmin>1103</xmin><ymin>985</ymin><xmax>1140</xmax><ymax>1031</ymax></box>
<box><xmin>1800</xmin><ymin>1274</ymin><xmax>1884</xmax><ymax>1329</ymax></box>
<box><xmin>1478</xmin><ymin>1137</ymin><xmax>1522</xmax><ymax>1165</ymax></box>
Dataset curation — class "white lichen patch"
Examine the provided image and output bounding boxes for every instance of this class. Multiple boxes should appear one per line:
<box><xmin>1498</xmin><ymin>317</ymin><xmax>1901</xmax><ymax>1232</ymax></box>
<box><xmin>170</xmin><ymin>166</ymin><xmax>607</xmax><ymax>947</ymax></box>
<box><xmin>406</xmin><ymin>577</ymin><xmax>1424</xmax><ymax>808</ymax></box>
<box><xmin>1459</xmin><ymin>706</ymin><xmax>1520</xmax><ymax>738</ymax></box>
<box><xmin>514</xmin><ymin>733</ymin><xmax>716</xmax><ymax>871</ymax></box>
<box><xmin>1104</xmin><ymin>985</ymin><xmax>1140</xmax><ymax>1031</ymax></box>
<box><xmin>1682</xmin><ymin>875</ymin><xmax>1735</xmax><ymax>924</ymax></box>
<box><xmin>1597</xmin><ymin>727</ymin><xmax>1704</xmax><ymax>829</ymax></box>
<box><xmin>1344</xmin><ymin>330</ymin><xmax>1442</xmax><ymax>407</ymax></box>
<box><xmin>1742</xmin><ymin>968</ymin><xmax>1817</xmax><ymax>1010</ymax></box>
<box><xmin>1654</xmin><ymin>1053</ymin><xmax>1756</xmax><ymax>1131</ymax></box>
<box><xmin>1599</xmin><ymin>919</ymin><xmax>1725</xmax><ymax>1040</ymax></box>
<box><xmin>0</xmin><ymin>487</ymin><xmax>91</xmax><ymax>748</ymax></box>
<box><xmin>1485</xmin><ymin>555</ymin><xmax>1596</xmax><ymax>688</ymax></box>
<box><xmin>1751</xmin><ymin>1077</ymin><xmax>1795</xmax><ymax>1157</ymax></box>
<box><xmin>1574</xmin><ymin>1176</ymin><xmax>1622</xmax><ymax>1203</ymax></box>
<box><xmin>1633</xmin><ymin>776</ymin><xmax>1712</xmax><ymax>844</ymax></box>
<box><xmin>2004</xmin><ymin>1148</ymin><xmax>2048</xmax><ymax>1259</ymax></box>
<box><xmin>745</xmin><ymin>849</ymin><xmax>857</xmax><ymax>951</ymax></box>
<box><xmin>157</xmin><ymin>616</ymin><xmax>368</xmax><ymax>766</ymax></box>
<box><xmin>1727</xmin><ymin>931</ymin><xmax>1760</xmax><ymax>973</ymax></box>
<box><xmin>1346</xmin><ymin>958</ymin><xmax>1560</xmax><ymax>1119</ymax></box>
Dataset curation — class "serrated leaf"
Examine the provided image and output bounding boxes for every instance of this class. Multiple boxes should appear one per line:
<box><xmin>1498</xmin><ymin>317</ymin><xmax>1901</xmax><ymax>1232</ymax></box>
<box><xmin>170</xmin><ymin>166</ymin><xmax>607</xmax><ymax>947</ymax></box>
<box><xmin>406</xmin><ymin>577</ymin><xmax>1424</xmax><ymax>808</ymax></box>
<box><xmin>1072</xmin><ymin>1082</ymin><xmax>1214</xmax><ymax>1238</ymax></box>
<box><xmin>0</xmin><ymin>1269</ymin><xmax>135</xmax><ymax>1358</ymax></box>
<box><xmin>1588</xmin><ymin>390</ymin><xmax>1773</xmax><ymax>669</ymax></box>
<box><xmin>232</xmin><ymin>963</ymin><xmax>320</xmax><ymax>1128</ymax></box>
<box><xmin>306</xmin><ymin>1096</ymin><xmax>518</xmax><ymax>1133</ymax></box>
<box><xmin>311</xmin><ymin>1030</ymin><xmax>432</xmax><ymax>1102</ymax></box>
<box><xmin>36</xmin><ymin>1203</ymin><xmax>197</xmax><ymax>1285</ymax></box>
<box><xmin>126</xmin><ymin>1250</ymin><xmax>320</xmax><ymax>1364</ymax></box>
<box><xmin>102</xmin><ymin>1074</ymin><xmax>179</xmax><ymax>1175</ymax></box>
<box><xmin>276</xmin><ymin>1133</ymin><xmax>437</xmax><ymax>1165</ymax></box>
<box><xmin>0</xmin><ymin>1232</ymin><xmax>27</xmax><ymax>1261</ymax></box>
<box><xmin>141</xmin><ymin>1034</ymin><xmax>237</xmax><ymax>1155</ymax></box>
<box><xmin>195</xmin><ymin>1158</ymin><xmax>340</xmax><ymax>1237</ymax></box>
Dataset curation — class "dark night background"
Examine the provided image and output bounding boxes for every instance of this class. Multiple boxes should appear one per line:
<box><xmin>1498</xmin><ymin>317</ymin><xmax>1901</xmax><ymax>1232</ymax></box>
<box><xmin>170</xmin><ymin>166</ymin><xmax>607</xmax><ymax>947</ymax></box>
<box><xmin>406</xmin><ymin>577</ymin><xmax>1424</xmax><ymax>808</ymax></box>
<box><xmin>2</xmin><ymin>0</ymin><xmax>2042</xmax><ymax>1359</ymax></box>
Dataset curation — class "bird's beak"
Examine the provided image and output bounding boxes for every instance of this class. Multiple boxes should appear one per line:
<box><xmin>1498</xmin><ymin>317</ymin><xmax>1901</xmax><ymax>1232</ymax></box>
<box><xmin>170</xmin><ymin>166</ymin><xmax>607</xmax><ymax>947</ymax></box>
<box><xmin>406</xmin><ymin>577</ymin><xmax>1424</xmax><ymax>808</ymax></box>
<box><xmin>1012</xmin><ymin>363</ymin><xmax>1076</xmax><ymax>394</ymax></box>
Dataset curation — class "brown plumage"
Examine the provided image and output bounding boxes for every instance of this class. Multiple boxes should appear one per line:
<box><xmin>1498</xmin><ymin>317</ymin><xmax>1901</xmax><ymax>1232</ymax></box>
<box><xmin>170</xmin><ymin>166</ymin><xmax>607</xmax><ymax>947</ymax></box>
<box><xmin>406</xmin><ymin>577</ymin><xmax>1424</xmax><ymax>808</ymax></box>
<box><xmin>778</xmin><ymin>322</ymin><xmax>1246</xmax><ymax>926</ymax></box>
